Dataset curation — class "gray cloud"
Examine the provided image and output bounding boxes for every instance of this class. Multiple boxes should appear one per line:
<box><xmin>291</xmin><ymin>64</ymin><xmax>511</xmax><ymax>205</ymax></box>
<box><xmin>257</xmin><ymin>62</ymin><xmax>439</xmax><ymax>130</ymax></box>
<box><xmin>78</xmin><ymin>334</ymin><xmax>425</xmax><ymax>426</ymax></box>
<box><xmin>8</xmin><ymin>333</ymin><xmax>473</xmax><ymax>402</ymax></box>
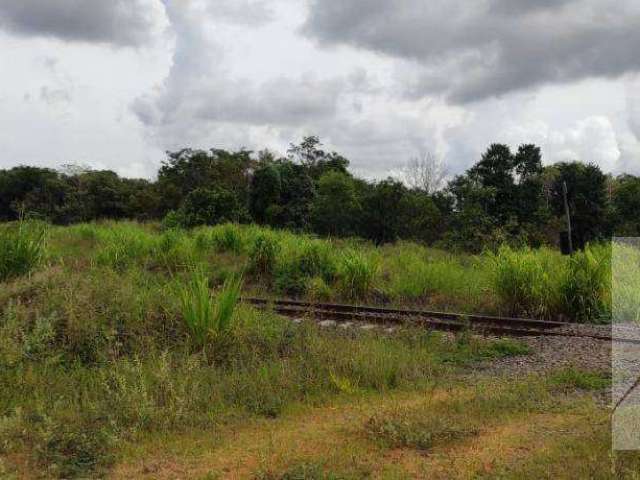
<box><xmin>133</xmin><ymin>1</ymin><xmax>349</xmax><ymax>150</ymax></box>
<box><xmin>304</xmin><ymin>0</ymin><xmax>640</xmax><ymax>103</ymax></box>
<box><xmin>0</xmin><ymin>0</ymin><xmax>166</xmax><ymax>46</ymax></box>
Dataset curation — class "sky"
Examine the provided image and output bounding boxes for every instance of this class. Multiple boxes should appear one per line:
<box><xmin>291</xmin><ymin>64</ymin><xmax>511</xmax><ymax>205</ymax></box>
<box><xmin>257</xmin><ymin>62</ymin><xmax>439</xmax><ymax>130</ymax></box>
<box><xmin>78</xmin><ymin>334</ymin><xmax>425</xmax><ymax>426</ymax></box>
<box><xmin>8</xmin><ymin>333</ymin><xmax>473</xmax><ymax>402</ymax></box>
<box><xmin>0</xmin><ymin>0</ymin><xmax>638</xmax><ymax>180</ymax></box>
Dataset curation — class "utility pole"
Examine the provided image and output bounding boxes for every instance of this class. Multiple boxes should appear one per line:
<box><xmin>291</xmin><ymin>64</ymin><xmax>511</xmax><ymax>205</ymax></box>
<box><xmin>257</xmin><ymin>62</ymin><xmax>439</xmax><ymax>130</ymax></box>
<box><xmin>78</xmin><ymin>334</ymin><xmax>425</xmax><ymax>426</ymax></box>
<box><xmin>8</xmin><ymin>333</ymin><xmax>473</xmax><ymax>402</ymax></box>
<box><xmin>562</xmin><ymin>181</ymin><xmax>573</xmax><ymax>254</ymax></box>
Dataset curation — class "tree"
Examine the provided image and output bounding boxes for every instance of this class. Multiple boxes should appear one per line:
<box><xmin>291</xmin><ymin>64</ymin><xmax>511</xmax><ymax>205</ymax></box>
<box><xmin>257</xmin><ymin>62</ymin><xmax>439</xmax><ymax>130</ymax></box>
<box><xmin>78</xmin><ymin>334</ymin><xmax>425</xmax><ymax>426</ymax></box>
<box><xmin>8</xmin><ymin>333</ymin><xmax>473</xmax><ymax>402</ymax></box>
<box><xmin>175</xmin><ymin>187</ymin><xmax>246</xmax><ymax>228</ymax></box>
<box><xmin>447</xmin><ymin>144</ymin><xmax>546</xmax><ymax>248</ymax></box>
<box><xmin>398</xmin><ymin>190</ymin><xmax>444</xmax><ymax>244</ymax></box>
<box><xmin>359</xmin><ymin>179</ymin><xmax>407</xmax><ymax>244</ymax></box>
<box><xmin>275</xmin><ymin>161</ymin><xmax>315</xmax><ymax>230</ymax></box>
<box><xmin>157</xmin><ymin>148</ymin><xmax>252</xmax><ymax>214</ymax></box>
<box><xmin>612</xmin><ymin>175</ymin><xmax>640</xmax><ymax>235</ymax></box>
<box><xmin>0</xmin><ymin>166</ymin><xmax>69</xmax><ymax>221</ymax></box>
<box><xmin>249</xmin><ymin>163</ymin><xmax>282</xmax><ymax>224</ymax></box>
<box><xmin>287</xmin><ymin>136</ymin><xmax>349</xmax><ymax>180</ymax></box>
<box><xmin>402</xmin><ymin>151</ymin><xmax>447</xmax><ymax>194</ymax></box>
<box><xmin>550</xmin><ymin>162</ymin><xmax>610</xmax><ymax>247</ymax></box>
<box><xmin>310</xmin><ymin>171</ymin><xmax>360</xmax><ymax>237</ymax></box>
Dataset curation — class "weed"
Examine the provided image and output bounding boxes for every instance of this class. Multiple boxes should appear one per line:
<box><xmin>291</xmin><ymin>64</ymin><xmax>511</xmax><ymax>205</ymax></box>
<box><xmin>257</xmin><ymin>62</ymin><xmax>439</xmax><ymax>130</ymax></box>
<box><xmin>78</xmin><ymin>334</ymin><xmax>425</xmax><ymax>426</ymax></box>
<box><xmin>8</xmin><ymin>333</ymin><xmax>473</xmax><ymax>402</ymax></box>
<box><xmin>548</xmin><ymin>368</ymin><xmax>610</xmax><ymax>392</ymax></box>
<box><xmin>0</xmin><ymin>220</ymin><xmax>47</xmax><ymax>282</ymax></box>
<box><xmin>211</xmin><ymin>223</ymin><xmax>245</xmax><ymax>254</ymax></box>
<box><xmin>178</xmin><ymin>272</ymin><xmax>243</xmax><ymax>347</ymax></box>
<box><xmin>249</xmin><ymin>233</ymin><xmax>280</xmax><ymax>276</ymax></box>
<box><xmin>337</xmin><ymin>250</ymin><xmax>379</xmax><ymax>299</ymax></box>
<box><xmin>561</xmin><ymin>245</ymin><xmax>611</xmax><ymax>323</ymax></box>
<box><xmin>490</xmin><ymin>246</ymin><xmax>564</xmax><ymax>319</ymax></box>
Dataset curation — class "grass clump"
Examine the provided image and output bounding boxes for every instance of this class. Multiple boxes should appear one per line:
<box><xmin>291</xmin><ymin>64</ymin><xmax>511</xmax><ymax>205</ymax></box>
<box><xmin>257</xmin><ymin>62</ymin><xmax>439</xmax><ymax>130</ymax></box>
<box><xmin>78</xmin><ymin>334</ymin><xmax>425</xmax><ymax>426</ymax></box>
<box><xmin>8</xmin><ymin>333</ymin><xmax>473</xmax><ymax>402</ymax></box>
<box><xmin>249</xmin><ymin>233</ymin><xmax>280</xmax><ymax>277</ymax></box>
<box><xmin>210</xmin><ymin>223</ymin><xmax>245</xmax><ymax>254</ymax></box>
<box><xmin>548</xmin><ymin>368</ymin><xmax>610</xmax><ymax>392</ymax></box>
<box><xmin>255</xmin><ymin>462</ymin><xmax>354</xmax><ymax>480</ymax></box>
<box><xmin>490</xmin><ymin>246</ymin><xmax>564</xmax><ymax>319</ymax></box>
<box><xmin>336</xmin><ymin>250</ymin><xmax>379</xmax><ymax>300</ymax></box>
<box><xmin>0</xmin><ymin>220</ymin><xmax>47</xmax><ymax>282</ymax></box>
<box><xmin>93</xmin><ymin>224</ymin><xmax>155</xmax><ymax>271</ymax></box>
<box><xmin>561</xmin><ymin>244</ymin><xmax>611</xmax><ymax>323</ymax></box>
<box><xmin>179</xmin><ymin>272</ymin><xmax>243</xmax><ymax>347</ymax></box>
<box><xmin>366</xmin><ymin>412</ymin><xmax>479</xmax><ymax>450</ymax></box>
<box><xmin>365</xmin><ymin>376</ymin><xmax>556</xmax><ymax>453</ymax></box>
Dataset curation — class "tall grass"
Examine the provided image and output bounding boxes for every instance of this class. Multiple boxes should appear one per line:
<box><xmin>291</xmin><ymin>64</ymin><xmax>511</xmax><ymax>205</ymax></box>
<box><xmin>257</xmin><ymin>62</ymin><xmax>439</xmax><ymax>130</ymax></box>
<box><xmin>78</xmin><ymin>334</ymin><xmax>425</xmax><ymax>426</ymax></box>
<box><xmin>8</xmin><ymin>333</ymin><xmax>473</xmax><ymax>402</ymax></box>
<box><xmin>249</xmin><ymin>233</ymin><xmax>280</xmax><ymax>276</ymax></box>
<box><xmin>490</xmin><ymin>244</ymin><xmax>611</xmax><ymax>322</ymax></box>
<box><xmin>337</xmin><ymin>250</ymin><xmax>379</xmax><ymax>300</ymax></box>
<box><xmin>562</xmin><ymin>244</ymin><xmax>611</xmax><ymax>323</ymax></box>
<box><xmin>612</xmin><ymin>241</ymin><xmax>640</xmax><ymax>323</ymax></box>
<box><xmin>0</xmin><ymin>220</ymin><xmax>47</xmax><ymax>282</ymax></box>
<box><xmin>178</xmin><ymin>272</ymin><xmax>243</xmax><ymax>346</ymax></box>
<box><xmin>490</xmin><ymin>246</ymin><xmax>564</xmax><ymax>318</ymax></box>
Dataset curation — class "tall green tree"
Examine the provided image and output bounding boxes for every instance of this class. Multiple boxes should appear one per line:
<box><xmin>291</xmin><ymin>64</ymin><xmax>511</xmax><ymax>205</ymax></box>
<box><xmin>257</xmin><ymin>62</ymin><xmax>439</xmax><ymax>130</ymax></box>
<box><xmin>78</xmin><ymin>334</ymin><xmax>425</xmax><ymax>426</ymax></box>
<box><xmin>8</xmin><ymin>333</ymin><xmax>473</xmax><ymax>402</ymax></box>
<box><xmin>550</xmin><ymin>162</ymin><xmax>610</xmax><ymax>247</ymax></box>
<box><xmin>310</xmin><ymin>171</ymin><xmax>360</xmax><ymax>237</ymax></box>
<box><xmin>359</xmin><ymin>179</ymin><xmax>407</xmax><ymax>244</ymax></box>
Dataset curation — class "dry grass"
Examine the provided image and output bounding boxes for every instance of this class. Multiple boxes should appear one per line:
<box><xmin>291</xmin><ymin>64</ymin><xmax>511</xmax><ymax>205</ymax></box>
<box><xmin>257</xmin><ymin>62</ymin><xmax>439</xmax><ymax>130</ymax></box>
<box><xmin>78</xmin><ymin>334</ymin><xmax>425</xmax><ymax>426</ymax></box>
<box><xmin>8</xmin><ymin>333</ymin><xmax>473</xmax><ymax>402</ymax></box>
<box><xmin>109</xmin><ymin>377</ymin><xmax>634</xmax><ymax>480</ymax></box>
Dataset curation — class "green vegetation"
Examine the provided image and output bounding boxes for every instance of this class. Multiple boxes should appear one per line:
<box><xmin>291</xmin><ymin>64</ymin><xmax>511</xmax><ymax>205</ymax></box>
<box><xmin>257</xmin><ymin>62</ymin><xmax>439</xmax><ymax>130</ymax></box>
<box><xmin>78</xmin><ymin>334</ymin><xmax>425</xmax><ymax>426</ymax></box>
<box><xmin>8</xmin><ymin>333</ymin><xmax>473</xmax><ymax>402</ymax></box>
<box><xmin>3</xmin><ymin>136</ymin><xmax>639</xmax><ymax>254</ymax></box>
<box><xmin>0</xmin><ymin>220</ymin><xmax>632</xmax><ymax>478</ymax></box>
<box><xmin>178</xmin><ymin>272</ymin><xmax>243</xmax><ymax>347</ymax></box>
<box><xmin>490</xmin><ymin>244</ymin><xmax>612</xmax><ymax>322</ymax></box>
<box><xmin>0</xmin><ymin>220</ymin><xmax>47</xmax><ymax>282</ymax></box>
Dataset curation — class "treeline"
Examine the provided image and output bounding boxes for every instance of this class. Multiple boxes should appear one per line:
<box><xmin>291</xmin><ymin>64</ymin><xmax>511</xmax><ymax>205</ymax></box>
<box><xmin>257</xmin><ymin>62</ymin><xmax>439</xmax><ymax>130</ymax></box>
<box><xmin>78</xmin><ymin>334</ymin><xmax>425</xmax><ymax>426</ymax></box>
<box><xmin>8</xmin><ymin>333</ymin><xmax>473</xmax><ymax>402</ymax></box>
<box><xmin>2</xmin><ymin>136</ymin><xmax>639</xmax><ymax>251</ymax></box>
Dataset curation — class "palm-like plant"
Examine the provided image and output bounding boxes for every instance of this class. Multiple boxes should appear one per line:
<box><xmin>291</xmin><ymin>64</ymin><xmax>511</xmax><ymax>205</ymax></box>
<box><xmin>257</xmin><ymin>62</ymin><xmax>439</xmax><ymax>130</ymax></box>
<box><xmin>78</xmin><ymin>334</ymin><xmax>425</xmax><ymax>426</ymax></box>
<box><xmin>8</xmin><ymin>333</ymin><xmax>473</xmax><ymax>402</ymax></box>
<box><xmin>179</xmin><ymin>272</ymin><xmax>243</xmax><ymax>347</ymax></box>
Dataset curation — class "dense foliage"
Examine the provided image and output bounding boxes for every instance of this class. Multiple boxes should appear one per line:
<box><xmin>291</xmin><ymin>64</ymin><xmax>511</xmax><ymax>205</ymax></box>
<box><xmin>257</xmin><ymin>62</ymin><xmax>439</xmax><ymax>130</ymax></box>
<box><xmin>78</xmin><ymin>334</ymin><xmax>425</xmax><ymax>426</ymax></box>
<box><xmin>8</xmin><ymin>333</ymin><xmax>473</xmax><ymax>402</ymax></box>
<box><xmin>1</xmin><ymin>136</ymin><xmax>636</xmax><ymax>251</ymax></box>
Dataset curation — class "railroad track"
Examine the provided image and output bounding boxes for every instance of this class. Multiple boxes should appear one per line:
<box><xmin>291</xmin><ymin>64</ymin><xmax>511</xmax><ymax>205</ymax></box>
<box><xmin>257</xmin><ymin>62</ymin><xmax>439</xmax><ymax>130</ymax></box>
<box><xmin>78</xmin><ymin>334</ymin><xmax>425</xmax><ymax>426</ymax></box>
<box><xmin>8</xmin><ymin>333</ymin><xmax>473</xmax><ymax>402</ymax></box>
<box><xmin>244</xmin><ymin>297</ymin><xmax>640</xmax><ymax>345</ymax></box>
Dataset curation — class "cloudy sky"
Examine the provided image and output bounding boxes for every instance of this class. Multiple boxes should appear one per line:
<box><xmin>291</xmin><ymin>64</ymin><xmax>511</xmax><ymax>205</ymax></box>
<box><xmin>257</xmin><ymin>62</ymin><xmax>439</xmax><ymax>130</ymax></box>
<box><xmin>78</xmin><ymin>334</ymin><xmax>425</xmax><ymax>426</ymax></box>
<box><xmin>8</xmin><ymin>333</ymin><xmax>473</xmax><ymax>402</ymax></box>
<box><xmin>0</xmin><ymin>0</ymin><xmax>638</xmax><ymax>179</ymax></box>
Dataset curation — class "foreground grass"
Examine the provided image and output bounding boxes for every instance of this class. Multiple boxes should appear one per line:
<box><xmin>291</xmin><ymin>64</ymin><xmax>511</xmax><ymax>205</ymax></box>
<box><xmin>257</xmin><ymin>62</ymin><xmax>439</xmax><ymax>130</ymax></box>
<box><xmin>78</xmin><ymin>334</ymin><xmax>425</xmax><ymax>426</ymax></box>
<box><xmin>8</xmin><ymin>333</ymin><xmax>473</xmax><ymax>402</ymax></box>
<box><xmin>110</xmin><ymin>374</ymin><xmax>636</xmax><ymax>480</ymax></box>
<box><xmin>0</xmin><ymin>260</ymin><xmax>521</xmax><ymax>478</ymax></box>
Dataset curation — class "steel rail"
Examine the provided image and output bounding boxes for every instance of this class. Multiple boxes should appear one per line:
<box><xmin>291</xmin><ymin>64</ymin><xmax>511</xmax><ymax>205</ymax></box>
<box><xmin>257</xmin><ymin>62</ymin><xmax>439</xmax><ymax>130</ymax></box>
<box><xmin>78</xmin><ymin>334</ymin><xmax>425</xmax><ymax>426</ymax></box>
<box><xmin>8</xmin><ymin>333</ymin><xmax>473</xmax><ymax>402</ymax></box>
<box><xmin>243</xmin><ymin>297</ymin><xmax>640</xmax><ymax>345</ymax></box>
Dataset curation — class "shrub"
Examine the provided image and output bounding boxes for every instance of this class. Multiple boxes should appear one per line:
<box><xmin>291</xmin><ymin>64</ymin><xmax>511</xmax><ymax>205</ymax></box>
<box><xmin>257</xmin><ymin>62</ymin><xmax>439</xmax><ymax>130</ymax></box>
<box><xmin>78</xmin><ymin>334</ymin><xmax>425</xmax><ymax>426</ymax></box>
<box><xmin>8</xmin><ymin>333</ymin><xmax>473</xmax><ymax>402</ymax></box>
<box><xmin>0</xmin><ymin>220</ymin><xmax>47</xmax><ymax>282</ymax></box>
<box><xmin>336</xmin><ymin>250</ymin><xmax>379</xmax><ymax>299</ymax></box>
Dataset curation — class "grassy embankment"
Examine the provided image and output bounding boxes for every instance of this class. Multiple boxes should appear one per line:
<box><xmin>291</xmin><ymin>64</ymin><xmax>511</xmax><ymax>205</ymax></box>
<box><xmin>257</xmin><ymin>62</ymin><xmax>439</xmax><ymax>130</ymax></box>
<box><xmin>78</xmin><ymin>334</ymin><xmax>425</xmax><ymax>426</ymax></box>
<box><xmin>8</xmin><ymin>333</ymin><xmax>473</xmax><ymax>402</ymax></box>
<box><xmin>0</xmin><ymin>221</ymin><xmax>634</xmax><ymax>478</ymax></box>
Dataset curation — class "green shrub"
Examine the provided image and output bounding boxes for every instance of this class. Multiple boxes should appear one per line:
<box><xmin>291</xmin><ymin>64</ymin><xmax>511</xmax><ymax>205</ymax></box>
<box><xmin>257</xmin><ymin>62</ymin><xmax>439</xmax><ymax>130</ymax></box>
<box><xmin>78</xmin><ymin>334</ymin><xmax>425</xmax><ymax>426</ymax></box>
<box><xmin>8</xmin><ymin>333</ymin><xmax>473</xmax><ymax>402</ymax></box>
<box><xmin>0</xmin><ymin>221</ymin><xmax>47</xmax><ymax>282</ymax></box>
<box><xmin>336</xmin><ymin>250</ymin><xmax>379</xmax><ymax>299</ymax></box>
<box><xmin>153</xmin><ymin>229</ymin><xmax>195</xmax><ymax>271</ymax></box>
<box><xmin>0</xmin><ymin>409</ymin><xmax>115</xmax><ymax>479</ymax></box>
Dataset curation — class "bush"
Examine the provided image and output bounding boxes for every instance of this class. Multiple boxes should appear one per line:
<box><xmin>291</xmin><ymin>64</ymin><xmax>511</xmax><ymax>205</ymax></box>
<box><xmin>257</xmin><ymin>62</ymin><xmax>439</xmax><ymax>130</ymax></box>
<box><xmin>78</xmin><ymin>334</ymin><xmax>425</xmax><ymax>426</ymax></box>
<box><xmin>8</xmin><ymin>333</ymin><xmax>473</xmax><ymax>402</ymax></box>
<box><xmin>0</xmin><ymin>220</ymin><xmax>47</xmax><ymax>282</ymax></box>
